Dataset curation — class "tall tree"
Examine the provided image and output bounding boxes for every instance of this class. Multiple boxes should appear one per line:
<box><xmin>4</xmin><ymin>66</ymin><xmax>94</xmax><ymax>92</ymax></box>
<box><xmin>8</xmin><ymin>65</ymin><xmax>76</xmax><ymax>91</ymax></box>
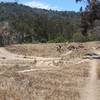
<box><xmin>76</xmin><ymin>0</ymin><xmax>100</xmax><ymax>36</ymax></box>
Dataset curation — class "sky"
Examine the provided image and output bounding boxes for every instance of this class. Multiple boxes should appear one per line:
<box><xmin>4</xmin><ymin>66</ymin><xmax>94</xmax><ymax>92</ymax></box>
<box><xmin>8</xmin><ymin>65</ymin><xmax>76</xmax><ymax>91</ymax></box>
<box><xmin>0</xmin><ymin>0</ymin><xmax>86</xmax><ymax>11</ymax></box>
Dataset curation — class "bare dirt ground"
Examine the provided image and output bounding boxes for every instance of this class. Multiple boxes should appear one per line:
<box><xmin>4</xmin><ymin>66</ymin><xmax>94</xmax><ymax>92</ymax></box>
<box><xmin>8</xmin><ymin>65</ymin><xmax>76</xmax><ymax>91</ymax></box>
<box><xmin>0</xmin><ymin>42</ymin><xmax>100</xmax><ymax>100</ymax></box>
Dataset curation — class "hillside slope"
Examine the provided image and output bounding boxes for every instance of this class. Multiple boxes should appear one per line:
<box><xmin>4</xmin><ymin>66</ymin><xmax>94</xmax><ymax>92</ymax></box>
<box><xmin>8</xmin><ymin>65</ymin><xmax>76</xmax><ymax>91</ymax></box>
<box><xmin>0</xmin><ymin>2</ymin><xmax>80</xmax><ymax>45</ymax></box>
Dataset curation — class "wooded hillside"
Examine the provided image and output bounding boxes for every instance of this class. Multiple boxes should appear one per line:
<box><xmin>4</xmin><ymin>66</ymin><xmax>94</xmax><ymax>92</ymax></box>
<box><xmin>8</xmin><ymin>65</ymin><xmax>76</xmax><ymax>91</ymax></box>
<box><xmin>0</xmin><ymin>2</ymin><xmax>100</xmax><ymax>46</ymax></box>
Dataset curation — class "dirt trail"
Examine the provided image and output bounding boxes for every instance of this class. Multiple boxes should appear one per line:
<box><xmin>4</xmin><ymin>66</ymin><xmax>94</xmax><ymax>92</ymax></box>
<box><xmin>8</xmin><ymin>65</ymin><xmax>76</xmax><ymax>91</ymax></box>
<box><xmin>81</xmin><ymin>47</ymin><xmax>100</xmax><ymax>100</ymax></box>
<box><xmin>0</xmin><ymin>47</ymin><xmax>89</xmax><ymax>74</ymax></box>
<box><xmin>0</xmin><ymin>47</ymin><xmax>19</xmax><ymax>59</ymax></box>
<box><xmin>0</xmin><ymin>47</ymin><xmax>63</xmax><ymax>69</ymax></box>
<box><xmin>0</xmin><ymin>47</ymin><xmax>61</xmax><ymax>61</ymax></box>
<box><xmin>81</xmin><ymin>60</ymin><xmax>98</xmax><ymax>100</ymax></box>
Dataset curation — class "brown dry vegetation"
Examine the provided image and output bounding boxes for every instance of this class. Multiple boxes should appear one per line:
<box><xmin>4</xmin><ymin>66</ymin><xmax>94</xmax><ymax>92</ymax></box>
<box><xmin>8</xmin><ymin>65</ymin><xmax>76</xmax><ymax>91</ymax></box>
<box><xmin>0</xmin><ymin>42</ymin><xmax>99</xmax><ymax>100</ymax></box>
<box><xmin>0</xmin><ymin>60</ymin><xmax>90</xmax><ymax>100</ymax></box>
<box><xmin>6</xmin><ymin>43</ymin><xmax>91</xmax><ymax>57</ymax></box>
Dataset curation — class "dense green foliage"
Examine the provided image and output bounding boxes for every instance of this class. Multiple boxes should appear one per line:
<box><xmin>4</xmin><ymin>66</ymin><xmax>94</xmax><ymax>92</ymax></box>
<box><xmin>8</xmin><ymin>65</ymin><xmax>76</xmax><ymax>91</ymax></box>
<box><xmin>0</xmin><ymin>2</ymin><xmax>81</xmax><ymax>45</ymax></box>
<box><xmin>0</xmin><ymin>2</ymin><xmax>100</xmax><ymax>45</ymax></box>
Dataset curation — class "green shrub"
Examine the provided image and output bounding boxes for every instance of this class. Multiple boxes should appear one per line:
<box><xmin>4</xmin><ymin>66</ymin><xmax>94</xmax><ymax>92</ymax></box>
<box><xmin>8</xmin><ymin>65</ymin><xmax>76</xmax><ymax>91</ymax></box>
<box><xmin>72</xmin><ymin>32</ymin><xmax>87</xmax><ymax>42</ymax></box>
<box><xmin>48</xmin><ymin>35</ymin><xmax>67</xmax><ymax>43</ymax></box>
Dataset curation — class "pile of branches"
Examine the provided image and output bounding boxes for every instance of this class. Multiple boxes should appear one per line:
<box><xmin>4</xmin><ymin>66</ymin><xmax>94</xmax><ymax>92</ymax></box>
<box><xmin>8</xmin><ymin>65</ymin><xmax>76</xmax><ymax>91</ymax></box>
<box><xmin>76</xmin><ymin>0</ymin><xmax>100</xmax><ymax>36</ymax></box>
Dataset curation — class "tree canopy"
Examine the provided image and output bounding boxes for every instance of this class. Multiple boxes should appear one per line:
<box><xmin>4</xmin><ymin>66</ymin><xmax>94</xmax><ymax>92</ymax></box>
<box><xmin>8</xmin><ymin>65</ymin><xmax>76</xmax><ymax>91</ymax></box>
<box><xmin>76</xmin><ymin>0</ymin><xmax>100</xmax><ymax>36</ymax></box>
<box><xmin>0</xmin><ymin>2</ymin><xmax>81</xmax><ymax>45</ymax></box>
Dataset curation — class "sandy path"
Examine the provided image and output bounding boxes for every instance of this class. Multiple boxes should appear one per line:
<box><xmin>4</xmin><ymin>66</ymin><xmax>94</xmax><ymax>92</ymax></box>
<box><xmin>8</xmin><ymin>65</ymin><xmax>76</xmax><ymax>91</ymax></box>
<box><xmin>0</xmin><ymin>47</ymin><xmax>61</xmax><ymax>61</ymax></box>
<box><xmin>81</xmin><ymin>47</ymin><xmax>100</xmax><ymax>100</ymax></box>
<box><xmin>0</xmin><ymin>47</ymin><xmax>64</xmax><ymax>68</ymax></box>
<box><xmin>0</xmin><ymin>47</ymin><xmax>20</xmax><ymax>59</ymax></box>
<box><xmin>0</xmin><ymin>47</ymin><xmax>90</xmax><ymax>71</ymax></box>
<box><xmin>81</xmin><ymin>60</ymin><xmax>98</xmax><ymax>100</ymax></box>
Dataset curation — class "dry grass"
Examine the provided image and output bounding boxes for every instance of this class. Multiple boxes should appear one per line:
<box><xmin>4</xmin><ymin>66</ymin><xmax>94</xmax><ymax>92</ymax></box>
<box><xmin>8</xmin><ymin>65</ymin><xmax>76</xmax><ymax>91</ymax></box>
<box><xmin>0</xmin><ymin>60</ymin><xmax>90</xmax><ymax>100</ymax></box>
<box><xmin>6</xmin><ymin>43</ymin><xmax>91</xmax><ymax>58</ymax></box>
<box><xmin>6</xmin><ymin>43</ymin><xmax>62</xmax><ymax>57</ymax></box>
<box><xmin>0</xmin><ymin>41</ymin><xmax>99</xmax><ymax>100</ymax></box>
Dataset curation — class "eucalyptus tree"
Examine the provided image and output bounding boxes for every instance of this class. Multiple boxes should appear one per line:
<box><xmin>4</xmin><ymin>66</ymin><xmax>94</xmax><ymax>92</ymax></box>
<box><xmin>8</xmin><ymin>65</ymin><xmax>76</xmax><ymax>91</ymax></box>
<box><xmin>76</xmin><ymin>0</ymin><xmax>100</xmax><ymax>36</ymax></box>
